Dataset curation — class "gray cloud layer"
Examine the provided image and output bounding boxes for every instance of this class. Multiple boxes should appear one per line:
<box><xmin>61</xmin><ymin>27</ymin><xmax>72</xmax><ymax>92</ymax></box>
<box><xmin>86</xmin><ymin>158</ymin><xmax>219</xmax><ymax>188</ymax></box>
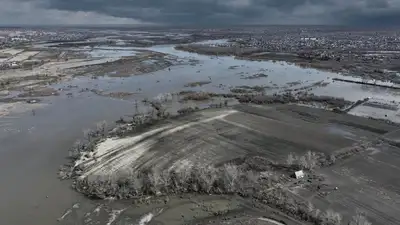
<box><xmin>1</xmin><ymin>0</ymin><xmax>400</xmax><ymax>26</ymax></box>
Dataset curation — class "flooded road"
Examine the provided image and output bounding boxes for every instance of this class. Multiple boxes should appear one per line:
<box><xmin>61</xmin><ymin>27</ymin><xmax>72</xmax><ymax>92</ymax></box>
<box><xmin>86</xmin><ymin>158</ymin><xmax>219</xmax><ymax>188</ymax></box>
<box><xmin>0</xmin><ymin>42</ymin><xmax>400</xmax><ymax>225</ymax></box>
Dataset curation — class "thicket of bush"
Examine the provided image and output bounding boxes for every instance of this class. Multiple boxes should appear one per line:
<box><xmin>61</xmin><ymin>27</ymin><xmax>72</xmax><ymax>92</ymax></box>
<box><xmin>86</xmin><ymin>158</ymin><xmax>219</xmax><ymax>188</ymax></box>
<box><xmin>74</xmin><ymin>163</ymin><xmax>269</xmax><ymax>199</ymax></box>
<box><xmin>255</xmin><ymin>188</ymin><xmax>344</xmax><ymax>225</ymax></box>
<box><xmin>284</xmin><ymin>151</ymin><xmax>336</xmax><ymax>171</ymax></box>
<box><xmin>236</xmin><ymin>92</ymin><xmax>351</xmax><ymax>110</ymax></box>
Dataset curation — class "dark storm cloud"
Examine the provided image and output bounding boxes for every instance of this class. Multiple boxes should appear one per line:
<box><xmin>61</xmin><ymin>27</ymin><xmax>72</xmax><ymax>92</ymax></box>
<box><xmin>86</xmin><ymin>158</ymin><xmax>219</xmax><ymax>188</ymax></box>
<box><xmin>43</xmin><ymin>0</ymin><xmax>314</xmax><ymax>24</ymax></box>
<box><xmin>44</xmin><ymin>0</ymin><xmax>243</xmax><ymax>24</ymax></box>
<box><xmin>1</xmin><ymin>0</ymin><xmax>400</xmax><ymax>25</ymax></box>
<box><xmin>365</xmin><ymin>0</ymin><xmax>390</xmax><ymax>8</ymax></box>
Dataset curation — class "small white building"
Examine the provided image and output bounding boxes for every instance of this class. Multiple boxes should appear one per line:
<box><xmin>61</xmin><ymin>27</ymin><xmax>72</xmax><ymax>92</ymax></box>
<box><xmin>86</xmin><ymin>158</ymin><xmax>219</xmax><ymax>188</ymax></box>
<box><xmin>10</xmin><ymin>62</ymin><xmax>19</xmax><ymax>69</ymax></box>
<box><xmin>294</xmin><ymin>170</ymin><xmax>305</xmax><ymax>179</ymax></box>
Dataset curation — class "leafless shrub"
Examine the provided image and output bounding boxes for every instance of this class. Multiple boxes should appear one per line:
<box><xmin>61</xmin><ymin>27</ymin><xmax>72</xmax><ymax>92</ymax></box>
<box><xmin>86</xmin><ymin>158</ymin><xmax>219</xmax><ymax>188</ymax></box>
<box><xmin>95</xmin><ymin>120</ymin><xmax>107</xmax><ymax>137</ymax></box>
<box><xmin>255</xmin><ymin>188</ymin><xmax>343</xmax><ymax>225</ymax></box>
<box><xmin>286</xmin><ymin>153</ymin><xmax>296</xmax><ymax>165</ymax></box>
<box><xmin>305</xmin><ymin>151</ymin><xmax>318</xmax><ymax>170</ymax></box>
<box><xmin>83</xmin><ymin>128</ymin><xmax>94</xmax><ymax>141</ymax></box>
<box><xmin>221</xmin><ymin>164</ymin><xmax>240</xmax><ymax>193</ymax></box>
<box><xmin>285</xmin><ymin>151</ymin><xmax>320</xmax><ymax>170</ymax></box>
<box><xmin>349</xmin><ymin>211</ymin><xmax>371</xmax><ymax>225</ymax></box>
<box><xmin>320</xmin><ymin>209</ymin><xmax>342</xmax><ymax>225</ymax></box>
<box><xmin>143</xmin><ymin>99</ymin><xmax>170</xmax><ymax>119</ymax></box>
<box><xmin>201</xmin><ymin>166</ymin><xmax>218</xmax><ymax>193</ymax></box>
<box><xmin>68</xmin><ymin>140</ymin><xmax>84</xmax><ymax>160</ymax></box>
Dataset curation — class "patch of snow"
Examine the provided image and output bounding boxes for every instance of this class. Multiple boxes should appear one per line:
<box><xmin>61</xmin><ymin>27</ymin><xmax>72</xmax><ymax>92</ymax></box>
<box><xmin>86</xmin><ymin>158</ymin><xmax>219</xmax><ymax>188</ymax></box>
<box><xmin>258</xmin><ymin>217</ymin><xmax>285</xmax><ymax>225</ymax></box>
<box><xmin>77</xmin><ymin>110</ymin><xmax>237</xmax><ymax>177</ymax></box>
<box><xmin>137</xmin><ymin>213</ymin><xmax>154</xmax><ymax>225</ymax></box>
<box><xmin>106</xmin><ymin>209</ymin><xmax>125</xmax><ymax>225</ymax></box>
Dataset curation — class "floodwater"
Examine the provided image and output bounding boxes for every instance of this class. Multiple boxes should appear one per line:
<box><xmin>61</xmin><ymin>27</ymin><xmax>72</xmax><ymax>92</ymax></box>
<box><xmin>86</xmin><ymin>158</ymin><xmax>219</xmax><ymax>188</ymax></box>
<box><xmin>1</xmin><ymin>41</ymin><xmax>400</xmax><ymax>225</ymax></box>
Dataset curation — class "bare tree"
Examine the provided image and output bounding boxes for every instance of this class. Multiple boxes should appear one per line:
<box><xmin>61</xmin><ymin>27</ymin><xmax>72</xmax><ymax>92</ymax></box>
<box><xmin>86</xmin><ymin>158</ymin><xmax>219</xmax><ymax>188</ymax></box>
<box><xmin>286</xmin><ymin>153</ymin><xmax>296</xmax><ymax>165</ymax></box>
<box><xmin>223</xmin><ymin>164</ymin><xmax>240</xmax><ymax>192</ymax></box>
<box><xmin>198</xmin><ymin>166</ymin><xmax>217</xmax><ymax>193</ymax></box>
<box><xmin>329</xmin><ymin>154</ymin><xmax>336</xmax><ymax>164</ymax></box>
<box><xmin>299</xmin><ymin>156</ymin><xmax>308</xmax><ymax>169</ymax></box>
<box><xmin>83</xmin><ymin>128</ymin><xmax>94</xmax><ymax>141</ymax></box>
<box><xmin>306</xmin><ymin>151</ymin><xmax>317</xmax><ymax>170</ymax></box>
<box><xmin>96</xmin><ymin>120</ymin><xmax>107</xmax><ymax>137</ymax></box>
<box><xmin>307</xmin><ymin>201</ymin><xmax>315</xmax><ymax>213</ymax></box>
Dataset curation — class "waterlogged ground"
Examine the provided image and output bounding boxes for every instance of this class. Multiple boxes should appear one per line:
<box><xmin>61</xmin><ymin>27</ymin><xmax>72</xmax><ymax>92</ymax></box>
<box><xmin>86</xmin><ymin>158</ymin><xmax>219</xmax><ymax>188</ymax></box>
<box><xmin>53</xmin><ymin>44</ymin><xmax>400</xmax><ymax>103</ymax></box>
<box><xmin>1</xmin><ymin>41</ymin><xmax>400</xmax><ymax>225</ymax></box>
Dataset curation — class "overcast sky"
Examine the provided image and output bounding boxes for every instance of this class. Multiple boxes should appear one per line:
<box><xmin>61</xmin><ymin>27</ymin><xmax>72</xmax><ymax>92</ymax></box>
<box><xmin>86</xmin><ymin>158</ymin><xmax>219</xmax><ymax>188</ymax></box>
<box><xmin>1</xmin><ymin>0</ymin><xmax>399</xmax><ymax>26</ymax></box>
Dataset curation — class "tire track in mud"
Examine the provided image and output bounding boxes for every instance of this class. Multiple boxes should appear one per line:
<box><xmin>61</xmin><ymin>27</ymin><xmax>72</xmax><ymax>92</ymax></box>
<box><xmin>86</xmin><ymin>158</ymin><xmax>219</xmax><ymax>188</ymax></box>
<box><xmin>78</xmin><ymin>126</ymin><xmax>171</xmax><ymax>176</ymax></box>
<box><xmin>224</xmin><ymin>111</ymin><xmax>352</xmax><ymax>153</ymax></box>
<box><xmin>130</xmin><ymin>118</ymin><xmax>257</xmax><ymax>172</ymax></box>
<box><xmin>218</xmin><ymin>115</ymin><xmax>312</xmax><ymax>159</ymax></box>
<box><xmin>124</xmin><ymin>126</ymin><xmax>210</xmax><ymax>172</ymax></box>
<box><xmin>122</xmin><ymin>111</ymin><xmax>240</xmax><ymax>172</ymax></box>
<box><xmin>343</xmin><ymin>195</ymin><xmax>400</xmax><ymax>225</ymax></box>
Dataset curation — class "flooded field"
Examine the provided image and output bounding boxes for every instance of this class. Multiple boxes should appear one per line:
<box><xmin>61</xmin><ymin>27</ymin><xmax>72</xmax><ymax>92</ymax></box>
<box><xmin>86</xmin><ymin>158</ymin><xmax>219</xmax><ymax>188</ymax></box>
<box><xmin>1</xmin><ymin>35</ymin><xmax>400</xmax><ymax>225</ymax></box>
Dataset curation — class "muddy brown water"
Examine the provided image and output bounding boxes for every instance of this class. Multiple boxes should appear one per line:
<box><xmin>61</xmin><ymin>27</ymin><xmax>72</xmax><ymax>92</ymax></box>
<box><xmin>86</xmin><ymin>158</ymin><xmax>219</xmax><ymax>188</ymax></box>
<box><xmin>0</xmin><ymin>95</ymin><xmax>135</xmax><ymax>225</ymax></box>
<box><xmin>1</xmin><ymin>42</ymin><xmax>400</xmax><ymax>225</ymax></box>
